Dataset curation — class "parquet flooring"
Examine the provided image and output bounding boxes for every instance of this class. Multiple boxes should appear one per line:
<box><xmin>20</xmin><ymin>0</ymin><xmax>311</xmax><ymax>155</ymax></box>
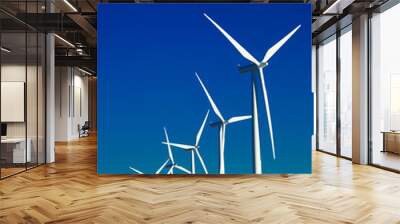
<box><xmin>1</xmin><ymin>135</ymin><xmax>400</xmax><ymax>223</ymax></box>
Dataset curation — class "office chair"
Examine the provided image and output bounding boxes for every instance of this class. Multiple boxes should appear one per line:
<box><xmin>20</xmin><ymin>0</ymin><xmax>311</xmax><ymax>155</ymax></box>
<box><xmin>79</xmin><ymin>121</ymin><xmax>90</xmax><ymax>138</ymax></box>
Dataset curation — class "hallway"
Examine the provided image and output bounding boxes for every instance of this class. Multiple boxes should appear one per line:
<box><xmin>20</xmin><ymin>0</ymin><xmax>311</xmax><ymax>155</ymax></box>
<box><xmin>0</xmin><ymin>135</ymin><xmax>400</xmax><ymax>223</ymax></box>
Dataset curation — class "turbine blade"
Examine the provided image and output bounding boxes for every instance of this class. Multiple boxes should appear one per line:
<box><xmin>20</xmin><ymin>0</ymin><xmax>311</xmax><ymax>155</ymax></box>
<box><xmin>195</xmin><ymin>149</ymin><xmax>208</xmax><ymax>174</ymax></box>
<box><xmin>174</xmin><ymin>165</ymin><xmax>192</xmax><ymax>174</ymax></box>
<box><xmin>196</xmin><ymin>110</ymin><xmax>210</xmax><ymax>146</ymax></box>
<box><xmin>162</xmin><ymin>142</ymin><xmax>194</xmax><ymax>150</ymax></box>
<box><xmin>227</xmin><ymin>115</ymin><xmax>252</xmax><ymax>124</ymax></box>
<box><xmin>164</xmin><ymin>127</ymin><xmax>174</xmax><ymax>163</ymax></box>
<box><xmin>203</xmin><ymin>13</ymin><xmax>259</xmax><ymax>65</ymax></box>
<box><xmin>262</xmin><ymin>25</ymin><xmax>301</xmax><ymax>64</ymax></box>
<box><xmin>156</xmin><ymin>158</ymin><xmax>170</xmax><ymax>174</ymax></box>
<box><xmin>129</xmin><ymin>166</ymin><xmax>143</xmax><ymax>174</ymax></box>
<box><xmin>195</xmin><ymin>73</ymin><xmax>224</xmax><ymax>121</ymax></box>
<box><xmin>259</xmin><ymin>69</ymin><xmax>276</xmax><ymax>159</ymax></box>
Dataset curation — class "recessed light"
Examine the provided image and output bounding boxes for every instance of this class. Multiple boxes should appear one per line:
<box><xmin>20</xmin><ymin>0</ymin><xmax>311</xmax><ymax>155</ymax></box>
<box><xmin>1</xmin><ymin>47</ymin><xmax>11</xmax><ymax>53</ymax></box>
<box><xmin>78</xmin><ymin>67</ymin><xmax>93</xmax><ymax>76</ymax></box>
<box><xmin>63</xmin><ymin>0</ymin><xmax>78</xmax><ymax>12</ymax></box>
<box><xmin>54</xmin><ymin>34</ymin><xmax>75</xmax><ymax>48</ymax></box>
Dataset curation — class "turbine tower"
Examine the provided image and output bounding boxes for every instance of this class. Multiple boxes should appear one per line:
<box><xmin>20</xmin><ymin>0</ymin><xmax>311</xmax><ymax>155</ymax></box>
<box><xmin>196</xmin><ymin>73</ymin><xmax>251</xmax><ymax>174</ymax></box>
<box><xmin>163</xmin><ymin>110</ymin><xmax>210</xmax><ymax>174</ymax></box>
<box><xmin>204</xmin><ymin>13</ymin><xmax>301</xmax><ymax>174</ymax></box>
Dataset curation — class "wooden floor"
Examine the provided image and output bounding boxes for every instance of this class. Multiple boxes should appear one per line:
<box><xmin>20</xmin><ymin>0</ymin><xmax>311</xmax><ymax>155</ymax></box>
<box><xmin>1</xmin><ymin>135</ymin><xmax>400</xmax><ymax>223</ymax></box>
<box><xmin>0</xmin><ymin>167</ymin><xmax>26</xmax><ymax>178</ymax></box>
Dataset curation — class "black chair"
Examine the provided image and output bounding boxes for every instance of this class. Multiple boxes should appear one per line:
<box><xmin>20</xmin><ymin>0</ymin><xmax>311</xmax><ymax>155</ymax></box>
<box><xmin>79</xmin><ymin>121</ymin><xmax>90</xmax><ymax>138</ymax></box>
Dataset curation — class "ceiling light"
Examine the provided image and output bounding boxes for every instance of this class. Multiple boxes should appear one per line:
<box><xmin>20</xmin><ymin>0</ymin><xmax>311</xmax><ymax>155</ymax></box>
<box><xmin>323</xmin><ymin>0</ymin><xmax>341</xmax><ymax>14</ymax></box>
<box><xmin>1</xmin><ymin>47</ymin><xmax>11</xmax><ymax>53</ymax></box>
<box><xmin>54</xmin><ymin>34</ymin><xmax>75</xmax><ymax>48</ymax></box>
<box><xmin>322</xmin><ymin>0</ymin><xmax>354</xmax><ymax>15</ymax></box>
<box><xmin>78</xmin><ymin>67</ymin><xmax>93</xmax><ymax>76</ymax></box>
<box><xmin>63</xmin><ymin>0</ymin><xmax>78</xmax><ymax>12</ymax></box>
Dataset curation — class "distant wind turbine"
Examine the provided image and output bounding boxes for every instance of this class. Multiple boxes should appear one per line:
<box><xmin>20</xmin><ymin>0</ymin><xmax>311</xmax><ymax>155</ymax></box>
<box><xmin>196</xmin><ymin>73</ymin><xmax>251</xmax><ymax>174</ymax></box>
<box><xmin>204</xmin><ymin>13</ymin><xmax>301</xmax><ymax>174</ymax></box>
<box><xmin>163</xmin><ymin>110</ymin><xmax>210</xmax><ymax>174</ymax></box>
<box><xmin>157</xmin><ymin>127</ymin><xmax>192</xmax><ymax>174</ymax></box>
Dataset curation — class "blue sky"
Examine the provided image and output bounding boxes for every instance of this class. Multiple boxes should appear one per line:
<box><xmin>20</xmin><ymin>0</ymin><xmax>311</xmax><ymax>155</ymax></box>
<box><xmin>98</xmin><ymin>3</ymin><xmax>312</xmax><ymax>174</ymax></box>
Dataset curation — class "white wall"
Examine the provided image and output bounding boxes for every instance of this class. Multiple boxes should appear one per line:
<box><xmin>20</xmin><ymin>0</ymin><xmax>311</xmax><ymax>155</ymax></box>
<box><xmin>71</xmin><ymin>72</ymin><xmax>89</xmax><ymax>138</ymax></box>
<box><xmin>55</xmin><ymin>67</ymin><xmax>89</xmax><ymax>141</ymax></box>
<box><xmin>55</xmin><ymin>66</ymin><xmax>70</xmax><ymax>141</ymax></box>
<box><xmin>1</xmin><ymin>65</ymin><xmax>38</xmax><ymax>137</ymax></box>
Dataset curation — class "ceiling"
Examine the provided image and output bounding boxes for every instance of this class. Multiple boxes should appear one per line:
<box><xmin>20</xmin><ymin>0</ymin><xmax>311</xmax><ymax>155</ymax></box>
<box><xmin>0</xmin><ymin>0</ymin><xmax>392</xmax><ymax>75</ymax></box>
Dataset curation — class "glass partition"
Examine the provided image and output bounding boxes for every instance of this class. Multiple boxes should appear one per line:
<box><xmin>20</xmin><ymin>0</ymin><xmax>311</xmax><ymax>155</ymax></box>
<box><xmin>0</xmin><ymin>1</ymin><xmax>46</xmax><ymax>179</ymax></box>
<box><xmin>317</xmin><ymin>35</ymin><xmax>337</xmax><ymax>154</ymax></box>
<box><xmin>1</xmin><ymin>30</ymin><xmax>28</xmax><ymax>177</ymax></box>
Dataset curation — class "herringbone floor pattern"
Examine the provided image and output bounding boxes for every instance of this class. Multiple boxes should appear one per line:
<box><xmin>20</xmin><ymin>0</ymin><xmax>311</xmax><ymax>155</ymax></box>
<box><xmin>1</xmin><ymin>135</ymin><xmax>400</xmax><ymax>223</ymax></box>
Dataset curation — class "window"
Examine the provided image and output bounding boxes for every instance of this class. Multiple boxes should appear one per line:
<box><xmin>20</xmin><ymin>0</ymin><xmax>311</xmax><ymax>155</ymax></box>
<box><xmin>339</xmin><ymin>27</ymin><xmax>352</xmax><ymax>158</ymax></box>
<box><xmin>370</xmin><ymin>3</ymin><xmax>400</xmax><ymax>171</ymax></box>
<box><xmin>318</xmin><ymin>35</ymin><xmax>337</xmax><ymax>154</ymax></box>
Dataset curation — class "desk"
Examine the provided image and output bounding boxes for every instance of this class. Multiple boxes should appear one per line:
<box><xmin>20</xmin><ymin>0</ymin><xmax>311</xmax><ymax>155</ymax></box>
<box><xmin>1</xmin><ymin>138</ymin><xmax>31</xmax><ymax>164</ymax></box>
<box><xmin>382</xmin><ymin>131</ymin><xmax>400</xmax><ymax>154</ymax></box>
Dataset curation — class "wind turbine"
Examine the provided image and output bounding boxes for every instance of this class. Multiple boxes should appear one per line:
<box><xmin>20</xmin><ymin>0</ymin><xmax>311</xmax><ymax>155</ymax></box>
<box><xmin>162</xmin><ymin>110</ymin><xmax>210</xmax><ymax>174</ymax></box>
<box><xmin>203</xmin><ymin>13</ymin><xmax>301</xmax><ymax>174</ymax></box>
<box><xmin>196</xmin><ymin>73</ymin><xmax>251</xmax><ymax>174</ymax></box>
<box><xmin>157</xmin><ymin>127</ymin><xmax>192</xmax><ymax>174</ymax></box>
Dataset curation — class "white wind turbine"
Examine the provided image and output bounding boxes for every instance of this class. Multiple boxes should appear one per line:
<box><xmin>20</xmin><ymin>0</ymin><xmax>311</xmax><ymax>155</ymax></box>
<box><xmin>162</xmin><ymin>110</ymin><xmax>210</xmax><ymax>174</ymax></box>
<box><xmin>196</xmin><ymin>73</ymin><xmax>251</xmax><ymax>174</ymax></box>
<box><xmin>156</xmin><ymin>127</ymin><xmax>192</xmax><ymax>174</ymax></box>
<box><xmin>129</xmin><ymin>127</ymin><xmax>191</xmax><ymax>175</ymax></box>
<box><xmin>204</xmin><ymin>13</ymin><xmax>301</xmax><ymax>174</ymax></box>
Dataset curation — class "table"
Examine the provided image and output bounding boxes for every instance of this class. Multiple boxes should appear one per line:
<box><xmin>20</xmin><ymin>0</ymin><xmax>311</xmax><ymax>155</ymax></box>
<box><xmin>1</xmin><ymin>138</ymin><xmax>32</xmax><ymax>164</ymax></box>
<box><xmin>382</xmin><ymin>131</ymin><xmax>400</xmax><ymax>154</ymax></box>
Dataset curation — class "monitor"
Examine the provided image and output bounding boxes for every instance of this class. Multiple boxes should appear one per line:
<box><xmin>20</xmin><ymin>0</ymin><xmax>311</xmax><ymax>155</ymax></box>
<box><xmin>1</xmin><ymin>123</ymin><xmax>7</xmax><ymax>137</ymax></box>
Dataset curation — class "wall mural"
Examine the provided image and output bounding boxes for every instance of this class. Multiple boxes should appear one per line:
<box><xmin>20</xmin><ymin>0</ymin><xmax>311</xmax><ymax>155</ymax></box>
<box><xmin>98</xmin><ymin>4</ymin><xmax>312</xmax><ymax>174</ymax></box>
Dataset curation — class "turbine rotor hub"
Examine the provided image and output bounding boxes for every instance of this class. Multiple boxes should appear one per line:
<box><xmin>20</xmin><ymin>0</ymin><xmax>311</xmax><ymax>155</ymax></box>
<box><xmin>259</xmin><ymin>62</ymin><xmax>268</xmax><ymax>68</ymax></box>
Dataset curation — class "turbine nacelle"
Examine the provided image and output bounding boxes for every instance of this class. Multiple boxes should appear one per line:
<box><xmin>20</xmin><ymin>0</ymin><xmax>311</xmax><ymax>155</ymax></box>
<box><xmin>258</xmin><ymin>62</ymin><xmax>268</xmax><ymax>68</ymax></box>
<box><xmin>165</xmin><ymin>163</ymin><xmax>177</xmax><ymax>168</ymax></box>
<box><xmin>210</xmin><ymin>120</ymin><xmax>224</xmax><ymax>128</ymax></box>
